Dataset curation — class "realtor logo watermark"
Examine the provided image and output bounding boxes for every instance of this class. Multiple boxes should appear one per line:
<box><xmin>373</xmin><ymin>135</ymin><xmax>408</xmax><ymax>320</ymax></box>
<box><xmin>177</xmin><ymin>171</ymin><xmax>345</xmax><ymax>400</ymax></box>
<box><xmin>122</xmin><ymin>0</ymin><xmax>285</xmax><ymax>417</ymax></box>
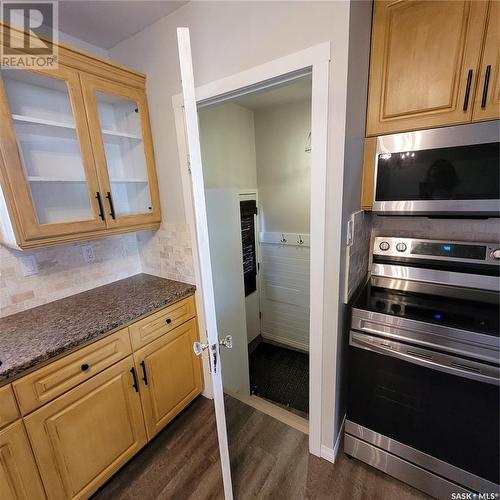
<box><xmin>451</xmin><ymin>493</ymin><xmax>499</xmax><ymax>500</ymax></box>
<box><xmin>1</xmin><ymin>1</ymin><xmax>58</xmax><ymax>69</ymax></box>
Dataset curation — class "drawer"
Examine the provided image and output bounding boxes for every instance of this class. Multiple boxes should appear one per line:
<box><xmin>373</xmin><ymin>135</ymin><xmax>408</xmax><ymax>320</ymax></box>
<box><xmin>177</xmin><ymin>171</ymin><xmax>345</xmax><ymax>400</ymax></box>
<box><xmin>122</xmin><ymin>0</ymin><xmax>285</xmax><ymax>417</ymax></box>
<box><xmin>13</xmin><ymin>328</ymin><xmax>132</xmax><ymax>415</ymax></box>
<box><xmin>0</xmin><ymin>385</ymin><xmax>19</xmax><ymax>429</ymax></box>
<box><xmin>129</xmin><ymin>295</ymin><xmax>196</xmax><ymax>350</ymax></box>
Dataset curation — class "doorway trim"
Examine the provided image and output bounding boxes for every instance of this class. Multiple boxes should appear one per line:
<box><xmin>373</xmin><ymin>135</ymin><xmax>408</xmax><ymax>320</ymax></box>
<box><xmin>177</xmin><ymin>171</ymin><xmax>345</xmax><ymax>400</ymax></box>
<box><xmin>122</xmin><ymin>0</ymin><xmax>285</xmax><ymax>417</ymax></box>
<box><xmin>172</xmin><ymin>41</ymin><xmax>331</xmax><ymax>458</ymax></box>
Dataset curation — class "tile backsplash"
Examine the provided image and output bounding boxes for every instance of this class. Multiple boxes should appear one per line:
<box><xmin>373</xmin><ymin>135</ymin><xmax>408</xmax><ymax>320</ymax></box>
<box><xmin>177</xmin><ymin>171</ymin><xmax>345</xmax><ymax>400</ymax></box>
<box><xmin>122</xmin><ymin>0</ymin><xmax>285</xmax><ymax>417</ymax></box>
<box><xmin>0</xmin><ymin>223</ymin><xmax>196</xmax><ymax>318</ymax></box>
<box><xmin>344</xmin><ymin>210</ymin><xmax>372</xmax><ymax>303</ymax></box>
<box><xmin>0</xmin><ymin>233</ymin><xmax>142</xmax><ymax>318</ymax></box>
<box><xmin>4</xmin><ymin>215</ymin><xmax>495</xmax><ymax>319</ymax></box>
<box><xmin>136</xmin><ymin>223</ymin><xmax>195</xmax><ymax>284</ymax></box>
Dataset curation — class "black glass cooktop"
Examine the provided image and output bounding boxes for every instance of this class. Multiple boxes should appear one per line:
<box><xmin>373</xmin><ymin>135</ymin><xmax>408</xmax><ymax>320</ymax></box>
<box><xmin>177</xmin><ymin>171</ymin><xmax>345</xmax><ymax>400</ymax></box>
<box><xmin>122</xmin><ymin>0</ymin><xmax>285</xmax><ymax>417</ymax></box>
<box><xmin>354</xmin><ymin>282</ymin><xmax>499</xmax><ymax>337</ymax></box>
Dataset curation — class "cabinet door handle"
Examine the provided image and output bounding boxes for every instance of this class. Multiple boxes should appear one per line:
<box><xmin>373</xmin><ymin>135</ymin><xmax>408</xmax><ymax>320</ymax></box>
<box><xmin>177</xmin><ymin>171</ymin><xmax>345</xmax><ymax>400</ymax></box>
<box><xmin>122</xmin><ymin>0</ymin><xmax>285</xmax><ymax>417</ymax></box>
<box><xmin>81</xmin><ymin>363</ymin><xmax>90</xmax><ymax>371</ymax></box>
<box><xmin>165</xmin><ymin>318</ymin><xmax>172</xmax><ymax>325</ymax></box>
<box><xmin>463</xmin><ymin>69</ymin><xmax>473</xmax><ymax>111</ymax></box>
<box><xmin>130</xmin><ymin>367</ymin><xmax>139</xmax><ymax>392</ymax></box>
<box><xmin>140</xmin><ymin>360</ymin><xmax>149</xmax><ymax>385</ymax></box>
<box><xmin>481</xmin><ymin>64</ymin><xmax>491</xmax><ymax>108</ymax></box>
<box><xmin>95</xmin><ymin>192</ymin><xmax>105</xmax><ymax>221</ymax></box>
<box><xmin>105</xmin><ymin>191</ymin><xmax>116</xmax><ymax>219</ymax></box>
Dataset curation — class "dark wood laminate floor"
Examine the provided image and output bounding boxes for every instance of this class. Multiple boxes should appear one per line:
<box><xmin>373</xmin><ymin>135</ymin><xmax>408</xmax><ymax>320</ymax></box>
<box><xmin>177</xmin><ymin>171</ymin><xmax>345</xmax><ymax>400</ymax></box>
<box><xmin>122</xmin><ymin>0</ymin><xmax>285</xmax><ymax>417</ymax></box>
<box><xmin>93</xmin><ymin>395</ymin><xmax>430</xmax><ymax>500</ymax></box>
<box><xmin>92</xmin><ymin>396</ymin><xmax>224</xmax><ymax>500</ymax></box>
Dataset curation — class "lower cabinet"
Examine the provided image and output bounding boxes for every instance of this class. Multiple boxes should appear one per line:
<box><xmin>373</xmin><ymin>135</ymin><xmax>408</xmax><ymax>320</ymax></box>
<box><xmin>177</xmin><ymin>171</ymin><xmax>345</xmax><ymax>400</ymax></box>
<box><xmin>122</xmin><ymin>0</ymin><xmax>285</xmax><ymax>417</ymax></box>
<box><xmin>24</xmin><ymin>356</ymin><xmax>147</xmax><ymax>500</ymax></box>
<box><xmin>134</xmin><ymin>318</ymin><xmax>203</xmax><ymax>440</ymax></box>
<box><xmin>3</xmin><ymin>296</ymin><xmax>202</xmax><ymax>500</ymax></box>
<box><xmin>0</xmin><ymin>420</ymin><xmax>46</xmax><ymax>500</ymax></box>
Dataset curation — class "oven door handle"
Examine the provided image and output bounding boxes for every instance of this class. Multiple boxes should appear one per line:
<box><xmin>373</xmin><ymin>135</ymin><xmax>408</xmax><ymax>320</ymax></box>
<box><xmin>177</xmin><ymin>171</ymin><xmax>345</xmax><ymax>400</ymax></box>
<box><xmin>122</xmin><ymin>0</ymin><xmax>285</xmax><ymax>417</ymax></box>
<box><xmin>350</xmin><ymin>331</ymin><xmax>499</xmax><ymax>386</ymax></box>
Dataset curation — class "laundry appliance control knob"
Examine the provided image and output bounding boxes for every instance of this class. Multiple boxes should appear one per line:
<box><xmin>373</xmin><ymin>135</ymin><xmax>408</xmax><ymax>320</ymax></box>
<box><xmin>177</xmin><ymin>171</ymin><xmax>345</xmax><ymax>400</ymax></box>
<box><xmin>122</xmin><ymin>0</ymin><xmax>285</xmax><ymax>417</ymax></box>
<box><xmin>396</xmin><ymin>242</ymin><xmax>407</xmax><ymax>252</ymax></box>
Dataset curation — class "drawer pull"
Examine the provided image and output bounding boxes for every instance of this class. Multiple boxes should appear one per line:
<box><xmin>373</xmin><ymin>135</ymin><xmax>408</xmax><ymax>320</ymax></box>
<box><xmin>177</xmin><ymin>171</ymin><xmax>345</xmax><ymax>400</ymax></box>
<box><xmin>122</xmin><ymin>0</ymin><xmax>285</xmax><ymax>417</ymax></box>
<box><xmin>165</xmin><ymin>318</ymin><xmax>172</xmax><ymax>324</ymax></box>
<box><xmin>140</xmin><ymin>361</ymin><xmax>149</xmax><ymax>385</ymax></box>
<box><xmin>81</xmin><ymin>363</ymin><xmax>90</xmax><ymax>372</ymax></box>
<box><xmin>130</xmin><ymin>367</ymin><xmax>139</xmax><ymax>392</ymax></box>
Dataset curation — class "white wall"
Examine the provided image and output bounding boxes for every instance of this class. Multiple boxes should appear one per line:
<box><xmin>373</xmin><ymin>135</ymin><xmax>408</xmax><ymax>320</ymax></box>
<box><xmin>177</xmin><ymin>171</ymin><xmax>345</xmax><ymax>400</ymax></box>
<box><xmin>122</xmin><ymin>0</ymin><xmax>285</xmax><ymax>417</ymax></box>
<box><xmin>329</xmin><ymin>0</ymin><xmax>373</xmax><ymax>445</ymax></box>
<box><xmin>255</xmin><ymin>98</ymin><xmax>311</xmax><ymax>234</ymax></box>
<box><xmin>253</xmin><ymin>98</ymin><xmax>311</xmax><ymax>351</ymax></box>
<box><xmin>198</xmin><ymin>102</ymin><xmax>260</xmax><ymax>348</ymax></box>
<box><xmin>110</xmin><ymin>0</ymin><xmax>357</xmax><ymax>450</ymax></box>
<box><xmin>199</xmin><ymin>96</ymin><xmax>312</xmax><ymax>351</ymax></box>
<box><xmin>199</xmin><ymin>102</ymin><xmax>257</xmax><ymax>189</ymax></box>
<box><xmin>58</xmin><ymin>30</ymin><xmax>109</xmax><ymax>59</ymax></box>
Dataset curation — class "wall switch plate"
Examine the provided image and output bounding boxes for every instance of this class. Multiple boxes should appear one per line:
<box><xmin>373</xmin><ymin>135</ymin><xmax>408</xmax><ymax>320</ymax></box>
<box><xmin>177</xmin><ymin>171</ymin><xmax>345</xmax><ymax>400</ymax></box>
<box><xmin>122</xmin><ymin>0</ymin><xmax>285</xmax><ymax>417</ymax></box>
<box><xmin>346</xmin><ymin>218</ymin><xmax>354</xmax><ymax>247</ymax></box>
<box><xmin>20</xmin><ymin>255</ymin><xmax>38</xmax><ymax>276</ymax></box>
<box><xmin>81</xmin><ymin>245</ymin><xmax>95</xmax><ymax>263</ymax></box>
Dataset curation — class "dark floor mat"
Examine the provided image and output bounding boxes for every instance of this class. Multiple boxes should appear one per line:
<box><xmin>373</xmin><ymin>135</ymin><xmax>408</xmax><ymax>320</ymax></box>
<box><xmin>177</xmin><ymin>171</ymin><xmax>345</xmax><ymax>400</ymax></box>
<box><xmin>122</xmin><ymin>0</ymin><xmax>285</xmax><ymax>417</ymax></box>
<box><xmin>249</xmin><ymin>341</ymin><xmax>309</xmax><ymax>414</ymax></box>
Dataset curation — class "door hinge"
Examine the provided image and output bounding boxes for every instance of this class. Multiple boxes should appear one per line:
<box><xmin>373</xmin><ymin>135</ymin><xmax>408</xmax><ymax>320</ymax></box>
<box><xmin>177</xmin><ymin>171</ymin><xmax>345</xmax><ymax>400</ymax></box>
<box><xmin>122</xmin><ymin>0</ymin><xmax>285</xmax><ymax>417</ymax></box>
<box><xmin>257</xmin><ymin>262</ymin><xmax>260</xmax><ymax>272</ymax></box>
<box><xmin>259</xmin><ymin>311</ymin><xmax>262</xmax><ymax>320</ymax></box>
<box><xmin>187</xmin><ymin>154</ymin><xmax>191</xmax><ymax>174</ymax></box>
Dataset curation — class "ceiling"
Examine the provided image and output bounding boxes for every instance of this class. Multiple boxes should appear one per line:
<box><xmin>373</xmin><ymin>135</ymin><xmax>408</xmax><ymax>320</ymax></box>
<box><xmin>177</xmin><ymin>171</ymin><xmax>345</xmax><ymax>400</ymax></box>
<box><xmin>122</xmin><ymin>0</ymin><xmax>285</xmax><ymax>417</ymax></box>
<box><xmin>58</xmin><ymin>1</ymin><xmax>187</xmax><ymax>50</ymax></box>
<box><xmin>232</xmin><ymin>76</ymin><xmax>312</xmax><ymax>111</ymax></box>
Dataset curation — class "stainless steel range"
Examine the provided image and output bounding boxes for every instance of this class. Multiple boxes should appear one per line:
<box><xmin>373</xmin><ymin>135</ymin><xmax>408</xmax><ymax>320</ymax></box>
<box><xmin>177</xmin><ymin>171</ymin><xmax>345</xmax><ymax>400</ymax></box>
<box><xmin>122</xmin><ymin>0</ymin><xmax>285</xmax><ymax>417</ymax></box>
<box><xmin>345</xmin><ymin>237</ymin><xmax>500</xmax><ymax>499</ymax></box>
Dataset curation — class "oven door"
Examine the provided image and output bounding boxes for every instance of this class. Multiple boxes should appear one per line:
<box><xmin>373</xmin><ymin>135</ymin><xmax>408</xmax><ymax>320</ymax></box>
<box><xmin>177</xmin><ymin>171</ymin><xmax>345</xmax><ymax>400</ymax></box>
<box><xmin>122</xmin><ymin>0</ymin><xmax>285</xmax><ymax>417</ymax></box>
<box><xmin>371</xmin><ymin>122</ymin><xmax>500</xmax><ymax>215</ymax></box>
<box><xmin>346</xmin><ymin>331</ymin><xmax>500</xmax><ymax>490</ymax></box>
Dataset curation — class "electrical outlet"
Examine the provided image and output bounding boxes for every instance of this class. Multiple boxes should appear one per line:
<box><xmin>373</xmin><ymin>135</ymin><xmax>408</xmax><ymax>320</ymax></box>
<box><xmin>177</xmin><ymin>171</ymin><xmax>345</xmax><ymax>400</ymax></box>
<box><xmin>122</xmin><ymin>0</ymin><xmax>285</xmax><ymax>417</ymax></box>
<box><xmin>20</xmin><ymin>255</ymin><xmax>38</xmax><ymax>276</ymax></box>
<box><xmin>81</xmin><ymin>245</ymin><xmax>95</xmax><ymax>263</ymax></box>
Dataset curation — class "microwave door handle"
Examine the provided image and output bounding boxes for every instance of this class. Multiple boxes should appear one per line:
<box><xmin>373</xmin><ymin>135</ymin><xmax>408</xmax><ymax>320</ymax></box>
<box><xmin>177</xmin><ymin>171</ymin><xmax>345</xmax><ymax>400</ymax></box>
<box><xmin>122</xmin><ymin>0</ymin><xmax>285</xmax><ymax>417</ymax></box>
<box><xmin>350</xmin><ymin>331</ymin><xmax>499</xmax><ymax>386</ymax></box>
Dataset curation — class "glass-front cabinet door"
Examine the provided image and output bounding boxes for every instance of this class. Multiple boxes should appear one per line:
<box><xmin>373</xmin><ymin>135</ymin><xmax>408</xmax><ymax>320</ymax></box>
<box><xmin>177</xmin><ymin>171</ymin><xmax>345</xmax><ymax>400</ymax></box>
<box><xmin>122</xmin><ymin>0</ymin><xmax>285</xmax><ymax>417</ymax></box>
<box><xmin>80</xmin><ymin>75</ymin><xmax>161</xmax><ymax>228</ymax></box>
<box><xmin>0</xmin><ymin>66</ymin><xmax>106</xmax><ymax>240</ymax></box>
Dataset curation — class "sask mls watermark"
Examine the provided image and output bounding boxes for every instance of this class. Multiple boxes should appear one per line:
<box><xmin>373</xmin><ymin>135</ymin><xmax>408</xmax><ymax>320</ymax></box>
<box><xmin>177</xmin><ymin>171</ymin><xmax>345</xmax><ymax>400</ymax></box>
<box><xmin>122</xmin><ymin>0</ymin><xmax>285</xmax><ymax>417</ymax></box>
<box><xmin>1</xmin><ymin>1</ymin><xmax>58</xmax><ymax>69</ymax></box>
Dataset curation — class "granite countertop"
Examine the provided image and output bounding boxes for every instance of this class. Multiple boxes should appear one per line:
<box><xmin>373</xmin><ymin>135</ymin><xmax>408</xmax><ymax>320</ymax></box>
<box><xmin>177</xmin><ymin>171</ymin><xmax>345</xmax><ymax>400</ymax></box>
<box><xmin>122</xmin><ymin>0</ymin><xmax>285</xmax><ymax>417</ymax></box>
<box><xmin>0</xmin><ymin>273</ymin><xmax>196</xmax><ymax>384</ymax></box>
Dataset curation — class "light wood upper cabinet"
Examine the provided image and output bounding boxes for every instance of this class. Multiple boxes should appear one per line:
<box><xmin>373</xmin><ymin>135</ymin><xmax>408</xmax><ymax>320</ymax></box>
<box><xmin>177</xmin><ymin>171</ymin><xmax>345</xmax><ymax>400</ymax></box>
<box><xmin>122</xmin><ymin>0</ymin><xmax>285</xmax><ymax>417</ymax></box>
<box><xmin>24</xmin><ymin>356</ymin><xmax>147</xmax><ymax>500</ymax></box>
<box><xmin>0</xmin><ymin>29</ymin><xmax>161</xmax><ymax>249</ymax></box>
<box><xmin>0</xmin><ymin>420</ymin><xmax>46</xmax><ymax>500</ymax></box>
<box><xmin>134</xmin><ymin>318</ymin><xmax>203</xmax><ymax>440</ymax></box>
<box><xmin>0</xmin><ymin>66</ymin><xmax>107</xmax><ymax>240</ymax></box>
<box><xmin>473</xmin><ymin>0</ymin><xmax>500</xmax><ymax>121</ymax></box>
<box><xmin>80</xmin><ymin>74</ymin><xmax>161</xmax><ymax>228</ymax></box>
<box><xmin>366</xmin><ymin>0</ymin><xmax>491</xmax><ymax>136</ymax></box>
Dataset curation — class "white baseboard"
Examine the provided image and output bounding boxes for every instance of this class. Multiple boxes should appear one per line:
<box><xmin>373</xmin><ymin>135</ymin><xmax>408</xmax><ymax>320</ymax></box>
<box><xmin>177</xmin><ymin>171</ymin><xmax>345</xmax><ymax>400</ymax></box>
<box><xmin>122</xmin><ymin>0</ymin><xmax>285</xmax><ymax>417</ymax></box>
<box><xmin>261</xmin><ymin>331</ymin><xmax>309</xmax><ymax>352</ymax></box>
<box><xmin>333</xmin><ymin>414</ymin><xmax>346</xmax><ymax>462</ymax></box>
<box><xmin>320</xmin><ymin>444</ymin><xmax>335</xmax><ymax>463</ymax></box>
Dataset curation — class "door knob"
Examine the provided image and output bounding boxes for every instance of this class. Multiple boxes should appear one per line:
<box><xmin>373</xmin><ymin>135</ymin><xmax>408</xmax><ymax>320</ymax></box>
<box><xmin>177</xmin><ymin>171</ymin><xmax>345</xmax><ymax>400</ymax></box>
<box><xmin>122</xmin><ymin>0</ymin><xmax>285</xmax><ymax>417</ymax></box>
<box><xmin>193</xmin><ymin>342</ymin><xmax>209</xmax><ymax>356</ymax></box>
<box><xmin>219</xmin><ymin>335</ymin><xmax>233</xmax><ymax>349</ymax></box>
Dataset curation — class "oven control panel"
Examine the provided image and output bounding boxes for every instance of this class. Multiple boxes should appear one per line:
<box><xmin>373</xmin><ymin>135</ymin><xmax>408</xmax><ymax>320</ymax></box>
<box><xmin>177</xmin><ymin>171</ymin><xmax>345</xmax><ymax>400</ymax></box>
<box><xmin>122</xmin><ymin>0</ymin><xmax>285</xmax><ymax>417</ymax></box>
<box><xmin>373</xmin><ymin>237</ymin><xmax>500</xmax><ymax>265</ymax></box>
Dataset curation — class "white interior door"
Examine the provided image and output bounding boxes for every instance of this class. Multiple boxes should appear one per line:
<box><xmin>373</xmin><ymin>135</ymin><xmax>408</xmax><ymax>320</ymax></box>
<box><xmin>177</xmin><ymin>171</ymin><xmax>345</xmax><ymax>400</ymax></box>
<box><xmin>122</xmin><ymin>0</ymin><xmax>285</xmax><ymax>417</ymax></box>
<box><xmin>176</xmin><ymin>27</ymin><xmax>233</xmax><ymax>499</ymax></box>
<box><xmin>205</xmin><ymin>188</ymin><xmax>250</xmax><ymax>395</ymax></box>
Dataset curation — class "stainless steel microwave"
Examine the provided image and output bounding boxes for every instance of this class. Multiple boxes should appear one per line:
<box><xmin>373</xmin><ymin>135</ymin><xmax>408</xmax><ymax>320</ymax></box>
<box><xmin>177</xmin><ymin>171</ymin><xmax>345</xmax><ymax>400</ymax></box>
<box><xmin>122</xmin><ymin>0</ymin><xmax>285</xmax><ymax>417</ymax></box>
<box><xmin>371</xmin><ymin>121</ymin><xmax>500</xmax><ymax>216</ymax></box>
